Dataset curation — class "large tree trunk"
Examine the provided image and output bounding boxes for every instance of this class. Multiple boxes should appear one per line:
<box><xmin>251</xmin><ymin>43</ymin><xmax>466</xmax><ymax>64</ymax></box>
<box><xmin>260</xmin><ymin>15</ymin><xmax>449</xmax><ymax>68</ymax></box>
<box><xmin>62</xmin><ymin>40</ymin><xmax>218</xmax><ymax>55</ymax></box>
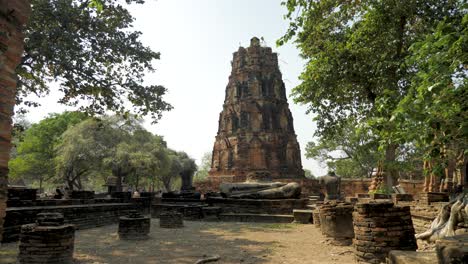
<box><xmin>0</xmin><ymin>0</ymin><xmax>31</xmax><ymax>242</ymax></box>
<box><xmin>416</xmin><ymin>193</ymin><xmax>468</xmax><ymax>242</ymax></box>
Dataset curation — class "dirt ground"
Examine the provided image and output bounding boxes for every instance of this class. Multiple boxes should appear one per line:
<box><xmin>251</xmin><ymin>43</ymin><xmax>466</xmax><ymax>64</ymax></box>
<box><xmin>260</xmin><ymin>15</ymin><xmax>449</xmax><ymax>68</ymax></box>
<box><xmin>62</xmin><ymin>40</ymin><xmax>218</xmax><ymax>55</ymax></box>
<box><xmin>0</xmin><ymin>220</ymin><xmax>355</xmax><ymax>264</ymax></box>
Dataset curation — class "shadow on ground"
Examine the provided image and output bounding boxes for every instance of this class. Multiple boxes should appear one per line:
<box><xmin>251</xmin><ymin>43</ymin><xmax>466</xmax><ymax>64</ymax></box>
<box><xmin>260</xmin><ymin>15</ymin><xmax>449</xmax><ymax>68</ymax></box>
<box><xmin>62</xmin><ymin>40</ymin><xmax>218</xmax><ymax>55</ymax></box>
<box><xmin>1</xmin><ymin>220</ymin><xmax>285</xmax><ymax>264</ymax></box>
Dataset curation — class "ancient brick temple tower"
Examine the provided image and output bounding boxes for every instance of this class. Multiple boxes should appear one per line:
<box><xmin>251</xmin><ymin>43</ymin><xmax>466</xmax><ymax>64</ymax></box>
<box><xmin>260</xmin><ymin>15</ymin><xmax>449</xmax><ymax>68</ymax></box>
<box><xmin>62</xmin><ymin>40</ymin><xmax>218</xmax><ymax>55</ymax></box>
<box><xmin>208</xmin><ymin>37</ymin><xmax>304</xmax><ymax>182</ymax></box>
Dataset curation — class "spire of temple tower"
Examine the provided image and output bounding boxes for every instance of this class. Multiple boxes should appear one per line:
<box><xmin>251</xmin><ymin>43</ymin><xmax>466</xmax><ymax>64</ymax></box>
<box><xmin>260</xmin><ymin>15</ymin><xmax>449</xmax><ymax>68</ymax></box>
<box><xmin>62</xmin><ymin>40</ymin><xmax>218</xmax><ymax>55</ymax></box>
<box><xmin>209</xmin><ymin>37</ymin><xmax>304</xmax><ymax>182</ymax></box>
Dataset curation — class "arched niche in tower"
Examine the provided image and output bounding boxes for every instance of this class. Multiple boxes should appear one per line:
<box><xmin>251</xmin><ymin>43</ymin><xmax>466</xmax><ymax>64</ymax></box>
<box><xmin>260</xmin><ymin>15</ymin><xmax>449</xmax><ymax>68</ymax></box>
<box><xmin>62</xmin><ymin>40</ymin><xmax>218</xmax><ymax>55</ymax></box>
<box><xmin>249</xmin><ymin>137</ymin><xmax>266</xmax><ymax>170</ymax></box>
<box><xmin>261</xmin><ymin>77</ymin><xmax>273</xmax><ymax>97</ymax></box>
<box><xmin>218</xmin><ymin>137</ymin><xmax>233</xmax><ymax>170</ymax></box>
<box><xmin>286</xmin><ymin>139</ymin><xmax>300</xmax><ymax>169</ymax></box>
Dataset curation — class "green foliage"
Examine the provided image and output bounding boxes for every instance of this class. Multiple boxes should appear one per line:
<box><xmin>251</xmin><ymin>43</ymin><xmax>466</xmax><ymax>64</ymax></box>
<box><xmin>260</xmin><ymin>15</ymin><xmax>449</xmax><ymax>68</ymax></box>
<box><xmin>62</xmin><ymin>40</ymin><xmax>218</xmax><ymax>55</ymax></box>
<box><xmin>392</xmin><ymin>7</ymin><xmax>468</xmax><ymax>167</ymax></box>
<box><xmin>19</xmin><ymin>0</ymin><xmax>172</xmax><ymax>122</ymax></box>
<box><xmin>369</xmin><ymin>183</ymin><xmax>391</xmax><ymax>195</ymax></box>
<box><xmin>305</xmin><ymin>119</ymin><xmax>380</xmax><ymax>178</ymax></box>
<box><xmin>279</xmin><ymin>0</ymin><xmax>464</xmax><ymax>178</ymax></box>
<box><xmin>9</xmin><ymin>111</ymin><xmax>88</xmax><ymax>189</ymax></box>
<box><xmin>194</xmin><ymin>152</ymin><xmax>212</xmax><ymax>182</ymax></box>
<box><xmin>10</xmin><ymin>112</ymin><xmax>196</xmax><ymax>191</ymax></box>
<box><xmin>156</xmin><ymin>150</ymin><xmax>197</xmax><ymax>191</ymax></box>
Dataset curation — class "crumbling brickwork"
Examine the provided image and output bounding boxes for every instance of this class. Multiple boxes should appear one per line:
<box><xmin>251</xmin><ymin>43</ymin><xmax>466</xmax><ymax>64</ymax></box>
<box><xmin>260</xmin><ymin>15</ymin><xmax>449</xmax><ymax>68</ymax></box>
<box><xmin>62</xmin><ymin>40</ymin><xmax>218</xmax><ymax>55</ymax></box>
<box><xmin>209</xmin><ymin>37</ymin><xmax>304</xmax><ymax>181</ymax></box>
<box><xmin>0</xmin><ymin>0</ymin><xmax>31</xmax><ymax>242</ymax></box>
<box><xmin>353</xmin><ymin>202</ymin><xmax>417</xmax><ymax>263</ymax></box>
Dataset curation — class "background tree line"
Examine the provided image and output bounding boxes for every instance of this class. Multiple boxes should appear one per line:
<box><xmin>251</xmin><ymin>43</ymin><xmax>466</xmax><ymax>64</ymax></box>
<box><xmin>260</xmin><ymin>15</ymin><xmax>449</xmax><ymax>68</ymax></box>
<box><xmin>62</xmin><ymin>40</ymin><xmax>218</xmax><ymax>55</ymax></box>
<box><xmin>9</xmin><ymin>112</ymin><xmax>197</xmax><ymax>193</ymax></box>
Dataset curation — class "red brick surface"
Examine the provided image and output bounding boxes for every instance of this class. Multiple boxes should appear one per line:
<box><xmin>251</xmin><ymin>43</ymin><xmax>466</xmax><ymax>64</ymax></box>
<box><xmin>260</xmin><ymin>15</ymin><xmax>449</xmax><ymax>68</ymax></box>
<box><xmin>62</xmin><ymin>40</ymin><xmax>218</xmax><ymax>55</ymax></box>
<box><xmin>0</xmin><ymin>0</ymin><xmax>31</xmax><ymax>242</ymax></box>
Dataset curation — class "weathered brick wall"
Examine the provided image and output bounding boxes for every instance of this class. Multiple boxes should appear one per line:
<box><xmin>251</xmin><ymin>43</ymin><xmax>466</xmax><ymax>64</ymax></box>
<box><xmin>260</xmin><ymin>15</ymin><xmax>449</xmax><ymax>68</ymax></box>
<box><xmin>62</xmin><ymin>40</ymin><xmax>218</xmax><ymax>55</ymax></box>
<box><xmin>3</xmin><ymin>202</ymin><xmax>143</xmax><ymax>242</ymax></box>
<box><xmin>398</xmin><ymin>179</ymin><xmax>425</xmax><ymax>196</ymax></box>
<box><xmin>0</xmin><ymin>0</ymin><xmax>31</xmax><ymax>242</ymax></box>
<box><xmin>341</xmin><ymin>178</ymin><xmax>371</xmax><ymax>196</ymax></box>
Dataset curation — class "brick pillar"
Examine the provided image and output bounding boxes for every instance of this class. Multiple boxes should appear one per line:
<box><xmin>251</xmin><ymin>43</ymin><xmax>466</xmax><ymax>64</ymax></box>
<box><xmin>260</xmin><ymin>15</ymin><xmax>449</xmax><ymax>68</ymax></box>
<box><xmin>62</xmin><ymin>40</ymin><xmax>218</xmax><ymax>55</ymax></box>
<box><xmin>0</xmin><ymin>0</ymin><xmax>31</xmax><ymax>242</ymax></box>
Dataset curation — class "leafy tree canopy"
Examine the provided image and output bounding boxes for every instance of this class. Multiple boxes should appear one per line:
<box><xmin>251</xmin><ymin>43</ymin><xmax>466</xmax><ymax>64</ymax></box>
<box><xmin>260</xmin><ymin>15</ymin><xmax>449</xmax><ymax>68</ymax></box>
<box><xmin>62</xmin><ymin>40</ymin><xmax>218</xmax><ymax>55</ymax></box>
<box><xmin>194</xmin><ymin>152</ymin><xmax>212</xmax><ymax>182</ymax></box>
<box><xmin>278</xmin><ymin>0</ymin><xmax>459</xmax><ymax>140</ymax></box>
<box><xmin>279</xmin><ymin>0</ymin><xmax>465</xmax><ymax>180</ymax></box>
<box><xmin>305</xmin><ymin>119</ymin><xmax>380</xmax><ymax>178</ymax></box>
<box><xmin>19</xmin><ymin>0</ymin><xmax>172</xmax><ymax>122</ymax></box>
<box><xmin>9</xmin><ymin>111</ymin><xmax>88</xmax><ymax>188</ymax></box>
<box><xmin>392</xmin><ymin>8</ymin><xmax>468</xmax><ymax>163</ymax></box>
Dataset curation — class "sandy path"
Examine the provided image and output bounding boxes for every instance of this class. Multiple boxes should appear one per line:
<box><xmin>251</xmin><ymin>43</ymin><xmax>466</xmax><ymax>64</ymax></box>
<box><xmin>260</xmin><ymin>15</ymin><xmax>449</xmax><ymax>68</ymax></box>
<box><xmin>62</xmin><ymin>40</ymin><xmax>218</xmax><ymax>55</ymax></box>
<box><xmin>0</xmin><ymin>221</ymin><xmax>355</xmax><ymax>264</ymax></box>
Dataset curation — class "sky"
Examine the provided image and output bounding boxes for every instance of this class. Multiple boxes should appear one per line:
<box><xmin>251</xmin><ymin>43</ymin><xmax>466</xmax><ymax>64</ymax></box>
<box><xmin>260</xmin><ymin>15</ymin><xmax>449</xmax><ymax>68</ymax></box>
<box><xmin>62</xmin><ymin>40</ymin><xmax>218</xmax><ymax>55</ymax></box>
<box><xmin>24</xmin><ymin>0</ymin><xmax>328</xmax><ymax>176</ymax></box>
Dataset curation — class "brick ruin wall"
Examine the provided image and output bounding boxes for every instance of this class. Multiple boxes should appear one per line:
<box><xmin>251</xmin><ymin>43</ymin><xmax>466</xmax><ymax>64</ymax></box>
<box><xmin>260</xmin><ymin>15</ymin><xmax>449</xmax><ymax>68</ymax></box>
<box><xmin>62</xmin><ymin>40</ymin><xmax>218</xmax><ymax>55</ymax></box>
<box><xmin>2</xmin><ymin>197</ymin><xmax>151</xmax><ymax>242</ymax></box>
<box><xmin>0</xmin><ymin>0</ymin><xmax>31</xmax><ymax>242</ymax></box>
<box><xmin>195</xmin><ymin>178</ymin><xmax>425</xmax><ymax>198</ymax></box>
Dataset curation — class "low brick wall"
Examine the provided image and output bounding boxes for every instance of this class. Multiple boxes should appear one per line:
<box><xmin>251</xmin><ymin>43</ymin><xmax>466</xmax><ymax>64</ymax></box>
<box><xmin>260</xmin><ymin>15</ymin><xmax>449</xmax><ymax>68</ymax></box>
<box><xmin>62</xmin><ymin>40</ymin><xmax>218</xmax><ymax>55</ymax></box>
<box><xmin>151</xmin><ymin>204</ymin><xmax>204</xmax><ymax>220</ymax></box>
<box><xmin>206</xmin><ymin>197</ymin><xmax>308</xmax><ymax>215</ymax></box>
<box><xmin>398</xmin><ymin>179</ymin><xmax>425</xmax><ymax>196</ymax></box>
<box><xmin>400</xmin><ymin>201</ymin><xmax>445</xmax><ymax>234</ymax></box>
<box><xmin>7</xmin><ymin>198</ymin><xmax>123</xmax><ymax>207</ymax></box>
<box><xmin>3</xmin><ymin>203</ymin><xmax>140</xmax><ymax>242</ymax></box>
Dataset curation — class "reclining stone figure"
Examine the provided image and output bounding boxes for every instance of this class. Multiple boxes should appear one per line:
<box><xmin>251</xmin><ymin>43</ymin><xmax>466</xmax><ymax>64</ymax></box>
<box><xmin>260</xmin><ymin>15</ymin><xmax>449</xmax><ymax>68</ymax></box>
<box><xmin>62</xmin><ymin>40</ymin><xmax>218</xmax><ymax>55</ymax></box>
<box><xmin>220</xmin><ymin>172</ymin><xmax>301</xmax><ymax>199</ymax></box>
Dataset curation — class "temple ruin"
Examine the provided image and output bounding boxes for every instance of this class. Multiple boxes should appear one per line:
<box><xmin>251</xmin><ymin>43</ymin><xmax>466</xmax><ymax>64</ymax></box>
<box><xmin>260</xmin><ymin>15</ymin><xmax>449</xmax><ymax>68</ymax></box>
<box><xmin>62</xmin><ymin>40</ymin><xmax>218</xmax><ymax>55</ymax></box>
<box><xmin>209</xmin><ymin>37</ymin><xmax>304</xmax><ymax>181</ymax></box>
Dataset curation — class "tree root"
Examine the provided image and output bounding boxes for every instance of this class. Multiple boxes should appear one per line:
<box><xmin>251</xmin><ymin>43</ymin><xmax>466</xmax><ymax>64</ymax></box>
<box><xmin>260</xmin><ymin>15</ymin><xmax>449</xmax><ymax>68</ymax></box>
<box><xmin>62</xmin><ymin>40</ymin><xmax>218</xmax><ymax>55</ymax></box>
<box><xmin>416</xmin><ymin>193</ymin><xmax>468</xmax><ymax>242</ymax></box>
<box><xmin>194</xmin><ymin>255</ymin><xmax>221</xmax><ymax>264</ymax></box>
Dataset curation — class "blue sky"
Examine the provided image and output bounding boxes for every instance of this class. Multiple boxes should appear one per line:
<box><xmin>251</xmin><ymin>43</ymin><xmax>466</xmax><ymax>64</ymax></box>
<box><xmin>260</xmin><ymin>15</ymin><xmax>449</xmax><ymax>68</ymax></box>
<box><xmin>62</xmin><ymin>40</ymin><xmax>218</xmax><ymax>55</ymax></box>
<box><xmin>25</xmin><ymin>0</ymin><xmax>327</xmax><ymax>176</ymax></box>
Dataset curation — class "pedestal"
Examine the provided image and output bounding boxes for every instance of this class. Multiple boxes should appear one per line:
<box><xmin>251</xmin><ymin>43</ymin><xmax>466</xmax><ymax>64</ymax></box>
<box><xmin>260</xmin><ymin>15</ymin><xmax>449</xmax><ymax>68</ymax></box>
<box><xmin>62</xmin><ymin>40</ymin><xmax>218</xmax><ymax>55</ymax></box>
<box><xmin>118</xmin><ymin>211</ymin><xmax>150</xmax><ymax>240</ymax></box>
<box><xmin>18</xmin><ymin>213</ymin><xmax>75</xmax><ymax>264</ymax></box>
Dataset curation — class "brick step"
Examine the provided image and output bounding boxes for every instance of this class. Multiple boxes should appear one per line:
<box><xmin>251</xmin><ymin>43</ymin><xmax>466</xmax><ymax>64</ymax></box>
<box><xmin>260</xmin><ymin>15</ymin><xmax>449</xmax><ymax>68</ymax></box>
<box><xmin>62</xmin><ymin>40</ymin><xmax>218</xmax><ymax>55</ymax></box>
<box><xmin>218</xmin><ymin>213</ymin><xmax>293</xmax><ymax>223</ymax></box>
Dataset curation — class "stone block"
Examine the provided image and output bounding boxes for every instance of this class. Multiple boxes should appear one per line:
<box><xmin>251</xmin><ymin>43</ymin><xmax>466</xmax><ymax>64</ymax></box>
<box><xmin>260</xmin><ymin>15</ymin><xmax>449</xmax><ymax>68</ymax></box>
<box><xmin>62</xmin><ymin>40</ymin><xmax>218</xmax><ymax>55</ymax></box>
<box><xmin>386</xmin><ymin>251</ymin><xmax>437</xmax><ymax>264</ymax></box>
<box><xmin>118</xmin><ymin>211</ymin><xmax>150</xmax><ymax>240</ymax></box>
<box><xmin>319</xmin><ymin>202</ymin><xmax>354</xmax><ymax>244</ymax></box>
<box><xmin>370</xmin><ymin>193</ymin><xmax>391</xmax><ymax>200</ymax></box>
<box><xmin>293</xmin><ymin>209</ymin><xmax>312</xmax><ymax>224</ymax></box>
<box><xmin>436</xmin><ymin>234</ymin><xmax>468</xmax><ymax>264</ymax></box>
<box><xmin>353</xmin><ymin>202</ymin><xmax>417</xmax><ymax>264</ymax></box>
<box><xmin>159</xmin><ymin>212</ymin><xmax>183</xmax><ymax>228</ymax></box>
<box><xmin>357</xmin><ymin>193</ymin><xmax>371</xmax><ymax>198</ymax></box>
<box><xmin>392</xmin><ymin>194</ymin><xmax>414</xmax><ymax>204</ymax></box>
<box><xmin>17</xmin><ymin>213</ymin><xmax>75</xmax><ymax>264</ymax></box>
<box><xmin>346</xmin><ymin>197</ymin><xmax>359</xmax><ymax>204</ymax></box>
<box><xmin>418</xmin><ymin>192</ymin><xmax>449</xmax><ymax>205</ymax></box>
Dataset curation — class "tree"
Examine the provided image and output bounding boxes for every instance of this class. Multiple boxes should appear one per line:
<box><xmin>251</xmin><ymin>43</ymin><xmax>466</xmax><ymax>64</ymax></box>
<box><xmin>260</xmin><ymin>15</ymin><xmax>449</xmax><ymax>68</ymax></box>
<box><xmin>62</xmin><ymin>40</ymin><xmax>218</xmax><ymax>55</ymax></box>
<box><xmin>55</xmin><ymin>115</ymin><xmax>143</xmax><ymax>190</ymax></box>
<box><xmin>392</xmin><ymin>8</ymin><xmax>468</xmax><ymax>185</ymax></box>
<box><xmin>10</xmin><ymin>114</ymin><xmax>32</xmax><ymax>159</ymax></box>
<box><xmin>279</xmin><ymin>0</ymin><xmax>461</xmax><ymax>186</ymax></box>
<box><xmin>305</xmin><ymin>119</ymin><xmax>380</xmax><ymax>178</ymax></box>
<box><xmin>194</xmin><ymin>152</ymin><xmax>212</xmax><ymax>182</ymax></box>
<box><xmin>55</xmin><ymin>118</ymin><xmax>112</xmax><ymax>190</ymax></box>
<box><xmin>156</xmin><ymin>150</ymin><xmax>197</xmax><ymax>192</ymax></box>
<box><xmin>127</xmin><ymin>132</ymin><xmax>168</xmax><ymax>191</ymax></box>
<box><xmin>9</xmin><ymin>111</ymin><xmax>88</xmax><ymax>190</ymax></box>
<box><xmin>18</xmin><ymin>0</ymin><xmax>172</xmax><ymax>122</ymax></box>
